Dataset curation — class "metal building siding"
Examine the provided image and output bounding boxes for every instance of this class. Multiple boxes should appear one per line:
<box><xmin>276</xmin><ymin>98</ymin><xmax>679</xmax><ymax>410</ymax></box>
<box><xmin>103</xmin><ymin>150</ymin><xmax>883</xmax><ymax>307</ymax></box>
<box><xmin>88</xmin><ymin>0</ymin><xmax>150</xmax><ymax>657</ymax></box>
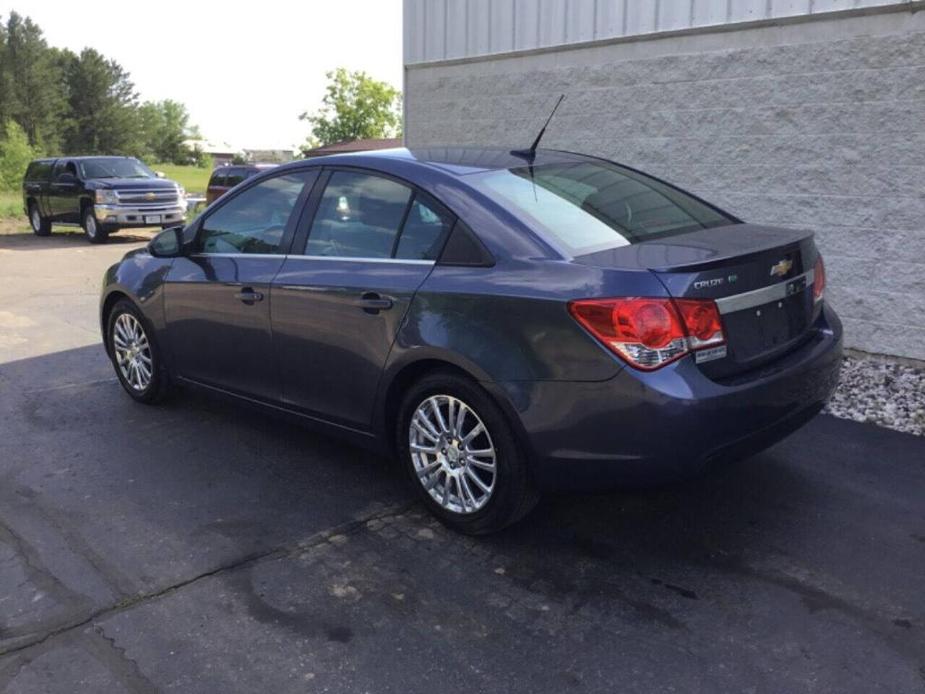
<box><xmin>404</xmin><ymin>0</ymin><xmax>904</xmax><ymax>64</ymax></box>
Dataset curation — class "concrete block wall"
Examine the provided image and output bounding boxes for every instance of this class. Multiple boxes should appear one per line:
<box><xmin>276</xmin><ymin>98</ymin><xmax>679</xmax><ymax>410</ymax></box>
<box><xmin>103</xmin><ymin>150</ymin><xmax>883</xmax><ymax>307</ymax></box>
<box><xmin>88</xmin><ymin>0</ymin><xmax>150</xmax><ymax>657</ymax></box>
<box><xmin>405</xmin><ymin>9</ymin><xmax>925</xmax><ymax>360</ymax></box>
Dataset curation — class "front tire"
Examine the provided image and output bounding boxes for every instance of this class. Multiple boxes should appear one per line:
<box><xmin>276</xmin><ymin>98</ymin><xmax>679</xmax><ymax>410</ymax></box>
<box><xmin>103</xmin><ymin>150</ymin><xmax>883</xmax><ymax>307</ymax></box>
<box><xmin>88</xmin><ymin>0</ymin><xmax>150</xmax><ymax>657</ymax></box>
<box><xmin>106</xmin><ymin>300</ymin><xmax>170</xmax><ymax>404</ymax></box>
<box><xmin>82</xmin><ymin>206</ymin><xmax>108</xmax><ymax>244</ymax></box>
<box><xmin>28</xmin><ymin>203</ymin><xmax>51</xmax><ymax>236</ymax></box>
<box><xmin>397</xmin><ymin>372</ymin><xmax>538</xmax><ymax>534</ymax></box>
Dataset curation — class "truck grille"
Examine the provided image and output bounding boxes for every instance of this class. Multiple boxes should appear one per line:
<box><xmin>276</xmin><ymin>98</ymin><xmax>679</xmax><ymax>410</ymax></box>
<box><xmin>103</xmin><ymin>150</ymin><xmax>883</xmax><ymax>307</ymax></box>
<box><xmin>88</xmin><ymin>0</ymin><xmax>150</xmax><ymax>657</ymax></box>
<box><xmin>115</xmin><ymin>188</ymin><xmax>180</xmax><ymax>206</ymax></box>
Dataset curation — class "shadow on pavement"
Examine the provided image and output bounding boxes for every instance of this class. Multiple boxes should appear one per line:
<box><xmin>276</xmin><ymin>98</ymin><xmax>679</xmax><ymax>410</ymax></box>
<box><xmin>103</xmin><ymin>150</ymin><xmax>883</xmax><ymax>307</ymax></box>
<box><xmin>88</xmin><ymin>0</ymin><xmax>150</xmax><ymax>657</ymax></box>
<box><xmin>0</xmin><ymin>229</ymin><xmax>156</xmax><ymax>251</ymax></box>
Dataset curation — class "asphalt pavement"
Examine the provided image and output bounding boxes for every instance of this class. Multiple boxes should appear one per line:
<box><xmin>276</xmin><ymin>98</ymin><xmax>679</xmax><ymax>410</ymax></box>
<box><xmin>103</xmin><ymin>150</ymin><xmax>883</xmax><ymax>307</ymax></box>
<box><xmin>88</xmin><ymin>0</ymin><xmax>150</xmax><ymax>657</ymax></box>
<box><xmin>1</xmin><ymin>228</ymin><xmax>923</xmax><ymax>693</ymax></box>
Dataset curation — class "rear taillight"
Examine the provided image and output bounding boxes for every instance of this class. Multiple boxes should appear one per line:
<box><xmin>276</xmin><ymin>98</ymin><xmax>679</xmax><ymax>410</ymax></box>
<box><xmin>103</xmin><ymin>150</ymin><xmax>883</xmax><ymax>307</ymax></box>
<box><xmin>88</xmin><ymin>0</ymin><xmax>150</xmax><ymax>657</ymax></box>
<box><xmin>813</xmin><ymin>255</ymin><xmax>825</xmax><ymax>303</ymax></box>
<box><xmin>568</xmin><ymin>297</ymin><xmax>725</xmax><ymax>370</ymax></box>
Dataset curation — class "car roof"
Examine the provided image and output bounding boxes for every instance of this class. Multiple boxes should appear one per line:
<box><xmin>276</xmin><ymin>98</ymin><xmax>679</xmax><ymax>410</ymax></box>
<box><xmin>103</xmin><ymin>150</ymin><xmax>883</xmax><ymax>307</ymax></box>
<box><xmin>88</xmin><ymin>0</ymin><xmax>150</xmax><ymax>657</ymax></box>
<box><xmin>276</xmin><ymin>146</ymin><xmax>595</xmax><ymax>178</ymax></box>
<box><xmin>46</xmin><ymin>156</ymin><xmax>140</xmax><ymax>161</ymax></box>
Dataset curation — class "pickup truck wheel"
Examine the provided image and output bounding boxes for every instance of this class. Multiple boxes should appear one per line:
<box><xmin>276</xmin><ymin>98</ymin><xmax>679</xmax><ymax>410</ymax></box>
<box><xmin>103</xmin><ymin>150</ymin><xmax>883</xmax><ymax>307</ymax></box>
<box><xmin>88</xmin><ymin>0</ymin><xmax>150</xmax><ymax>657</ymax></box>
<box><xmin>28</xmin><ymin>203</ymin><xmax>51</xmax><ymax>236</ymax></box>
<box><xmin>82</xmin><ymin>206</ymin><xmax>108</xmax><ymax>244</ymax></box>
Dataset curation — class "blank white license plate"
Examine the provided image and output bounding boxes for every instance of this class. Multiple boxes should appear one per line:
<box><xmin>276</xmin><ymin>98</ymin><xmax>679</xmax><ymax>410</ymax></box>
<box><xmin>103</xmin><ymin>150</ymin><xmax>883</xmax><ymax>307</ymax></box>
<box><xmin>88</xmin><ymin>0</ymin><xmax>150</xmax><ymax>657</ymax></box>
<box><xmin>144</xmin><ymin>215</ymin><xmax>161</xmax><ymax>224</ymax></box>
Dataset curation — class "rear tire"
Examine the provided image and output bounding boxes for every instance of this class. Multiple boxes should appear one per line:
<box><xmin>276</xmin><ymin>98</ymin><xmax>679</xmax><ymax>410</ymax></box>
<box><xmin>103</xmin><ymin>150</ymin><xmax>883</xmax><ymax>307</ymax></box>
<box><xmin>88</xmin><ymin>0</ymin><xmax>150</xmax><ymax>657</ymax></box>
<box><xmin>106</xmin><ymin>299</ymin><xmax>171</xmax><ymax>404</ymax></box>
<box><xmin>82</xmin><ymin>206</ymin><xmax>108</xmax><ymax>244</ymax></box>
<box><xmin>28</xmin><ymin>202</ymin><xmax>51</xmax><ymax>236</ymax></box>
<box><xmin>396</xmin><ymin>372</ymin><xmax>539</xmax><ymax>534</ymax></box>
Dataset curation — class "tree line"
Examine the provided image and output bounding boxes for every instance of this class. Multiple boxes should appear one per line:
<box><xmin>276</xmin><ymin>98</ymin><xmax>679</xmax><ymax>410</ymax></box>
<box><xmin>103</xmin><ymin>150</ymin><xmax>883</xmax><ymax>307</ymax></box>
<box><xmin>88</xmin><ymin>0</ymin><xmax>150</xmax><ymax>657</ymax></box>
<box><xmin>0</xmin><ymin>11</ymin><xmax>204</xmax><ymax>188</ymax></box>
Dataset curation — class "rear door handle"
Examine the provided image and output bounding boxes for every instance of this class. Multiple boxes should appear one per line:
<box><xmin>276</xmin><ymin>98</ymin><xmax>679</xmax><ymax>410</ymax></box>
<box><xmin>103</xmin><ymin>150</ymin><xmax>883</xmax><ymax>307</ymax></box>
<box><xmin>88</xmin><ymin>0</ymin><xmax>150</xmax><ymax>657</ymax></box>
<box><xmin>234</xmin><ymin>288</ymin><xmax>264</xmax><ymax>304</ymax></box>
<box><xmin>357</xmin><ymin>292</ymin><xmax>393</xmax><ymax>314</ymax></box>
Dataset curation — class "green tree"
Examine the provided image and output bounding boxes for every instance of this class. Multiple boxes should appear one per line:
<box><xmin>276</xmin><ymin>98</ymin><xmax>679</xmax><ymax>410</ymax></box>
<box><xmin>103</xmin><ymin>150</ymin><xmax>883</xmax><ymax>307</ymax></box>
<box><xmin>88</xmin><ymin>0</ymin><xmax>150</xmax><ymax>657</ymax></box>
<box><xmin>300</xmin><ymin>68</ymin><xmax>401</xmax><ymax>147</ymax></box>
<box><xmin>139</xmin><ymin>99</ymin><xmax>199</xmax><ymax>164</ymax></box>
<box><xmin>0</xmin><ymin>119</ymin><xmax>35</xmax><ymax>190</ymax></box>
<box><xmin>62</xmin><ymin>48</ymin><xmax>141</xmax><ymax>155</ymax></box>
<box><xmin>2</xmin><ymin>11</ymin><xmax>68</xmax><ymax>152</ymax></box>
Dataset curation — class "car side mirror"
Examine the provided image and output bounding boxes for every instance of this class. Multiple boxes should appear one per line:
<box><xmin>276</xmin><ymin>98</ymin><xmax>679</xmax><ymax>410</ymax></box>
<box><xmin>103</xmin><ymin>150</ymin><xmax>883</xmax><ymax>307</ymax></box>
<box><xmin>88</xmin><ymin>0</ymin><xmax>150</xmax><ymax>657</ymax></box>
<box><xmin>58</xmin><ymin>172</ymin><xmax>78</xmax><ymax>184</ymax></box>
<box><xmin>149</xmin><ymin>226</ymin><xmax>186</xmax><ymax>258</ymax></box>
<box><xmin>154</xmin><ymin>171</ymin><xmax>166</xmax><ymax>178</ymax></box>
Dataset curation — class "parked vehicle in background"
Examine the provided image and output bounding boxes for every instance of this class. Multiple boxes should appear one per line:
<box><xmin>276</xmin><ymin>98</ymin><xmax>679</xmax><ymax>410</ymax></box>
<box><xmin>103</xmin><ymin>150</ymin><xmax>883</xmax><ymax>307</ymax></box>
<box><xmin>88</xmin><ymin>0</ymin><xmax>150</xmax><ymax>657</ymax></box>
<box><xmin>23</xmin><ymin>156</ymin><xmax>187</xmax><ymax>243</ymax></box>
<box><xmin>100</xmin><ymin>147</ymin><xmax>842</xmax><ymax>534</ymax></box>
<box><xmin>206</xmin><ymin>164</ymin><xmax>277</xmax><ymax>205</ymax></box>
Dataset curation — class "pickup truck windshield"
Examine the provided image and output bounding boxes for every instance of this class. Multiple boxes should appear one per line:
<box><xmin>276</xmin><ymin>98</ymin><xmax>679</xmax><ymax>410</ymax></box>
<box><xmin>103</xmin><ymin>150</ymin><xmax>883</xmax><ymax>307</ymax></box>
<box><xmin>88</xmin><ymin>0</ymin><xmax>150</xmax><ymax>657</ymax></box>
<box><xmin>470</xmin><ymin>161</ymin><xmax>733</xmax><ymax>255</ymax></box>
<box><xmin>79</xmin><ymin>158</ymin><xmax>155</xmax><ymax>180</ymax></box>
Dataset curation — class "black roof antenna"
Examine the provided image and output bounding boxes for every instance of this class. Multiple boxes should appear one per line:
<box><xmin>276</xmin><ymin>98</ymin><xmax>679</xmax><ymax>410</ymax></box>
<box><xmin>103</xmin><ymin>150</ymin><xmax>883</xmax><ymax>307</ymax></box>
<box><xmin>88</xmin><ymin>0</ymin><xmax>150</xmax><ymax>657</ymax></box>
<box><xmin>511</xmin><ymin>94</ymin><xmax>565</xmax><ymax>161</ymax></box>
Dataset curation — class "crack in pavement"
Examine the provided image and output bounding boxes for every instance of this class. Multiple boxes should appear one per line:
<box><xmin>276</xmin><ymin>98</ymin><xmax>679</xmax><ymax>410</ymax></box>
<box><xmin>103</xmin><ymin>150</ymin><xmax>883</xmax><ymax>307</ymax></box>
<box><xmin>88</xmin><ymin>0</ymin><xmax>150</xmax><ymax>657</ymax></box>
<box><xmin>0</xmin><ymin>501</ymin><xmax>416</xmax><ymax>662</ymax></box>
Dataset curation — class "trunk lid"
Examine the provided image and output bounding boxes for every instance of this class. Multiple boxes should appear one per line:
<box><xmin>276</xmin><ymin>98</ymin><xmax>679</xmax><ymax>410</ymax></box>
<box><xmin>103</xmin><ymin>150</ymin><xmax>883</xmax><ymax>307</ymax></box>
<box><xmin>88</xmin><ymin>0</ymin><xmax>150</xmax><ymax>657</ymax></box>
<box><xmin>574</xmin><ymin>223</ymin><xmax>821</xmax><ymax>377</ymax></box>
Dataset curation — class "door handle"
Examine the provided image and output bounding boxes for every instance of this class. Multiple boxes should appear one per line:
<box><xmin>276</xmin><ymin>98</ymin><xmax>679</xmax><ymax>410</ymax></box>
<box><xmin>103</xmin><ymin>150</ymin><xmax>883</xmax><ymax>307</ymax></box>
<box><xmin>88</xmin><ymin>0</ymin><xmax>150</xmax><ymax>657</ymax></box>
<box><xmin>357</xmin><ymin>292</ymin><xmax>393</xmax><ymax>314</ymax></box>
<box><xmin>234</xmin><ymin>288</ymin><xmax>264</xmax><ymax>304</ymax></box>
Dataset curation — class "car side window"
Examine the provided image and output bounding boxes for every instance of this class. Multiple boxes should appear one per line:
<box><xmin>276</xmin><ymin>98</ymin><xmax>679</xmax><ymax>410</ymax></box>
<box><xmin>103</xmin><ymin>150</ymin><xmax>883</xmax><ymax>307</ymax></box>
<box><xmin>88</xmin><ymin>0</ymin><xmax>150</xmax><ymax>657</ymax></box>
<box><xmin>394</xmin><ymin>195</ymin><xmax>453</xmax><ymax>260</ymax></box>
<box><xmin>225</xmin><ymin>168</ymin><xmax>246</xmax><ymax>187</ymax></box>
<box><xmin>196</xmin><ymin>170</ymin><xmax>314</xmax><ymax>255</ymax></box>
<box><xmin>305</xmin><ymin>171</ymin><xmax>412</xmax><ymax>259</ymax></box>
<box><xmin>209</xmin><ymin>170</ymin><xmax>226</xmax><ymax>188</ymax></box>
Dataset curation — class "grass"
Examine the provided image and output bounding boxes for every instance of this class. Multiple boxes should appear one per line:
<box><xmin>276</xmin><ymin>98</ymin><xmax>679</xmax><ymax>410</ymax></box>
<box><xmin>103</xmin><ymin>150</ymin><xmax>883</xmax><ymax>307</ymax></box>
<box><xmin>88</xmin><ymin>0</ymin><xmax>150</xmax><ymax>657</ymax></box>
<box><xmin>1</xmin><ymin>190</ymin><xmax>22</xmax><ymax>219</ymax></box>
<box><xmin>150</xmin><ymin>163</ymin><xmax>212</xmax><ymax>195</ymax></box>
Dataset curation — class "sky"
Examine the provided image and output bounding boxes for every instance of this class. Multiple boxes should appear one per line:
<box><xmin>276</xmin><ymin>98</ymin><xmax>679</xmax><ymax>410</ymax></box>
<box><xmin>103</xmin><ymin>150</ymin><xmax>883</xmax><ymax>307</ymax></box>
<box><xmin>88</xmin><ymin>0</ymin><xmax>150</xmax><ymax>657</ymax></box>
<box><xmin>3</xmin><ymin>0</ymin><xmax>404</xmax><ymax>151</ymax></box>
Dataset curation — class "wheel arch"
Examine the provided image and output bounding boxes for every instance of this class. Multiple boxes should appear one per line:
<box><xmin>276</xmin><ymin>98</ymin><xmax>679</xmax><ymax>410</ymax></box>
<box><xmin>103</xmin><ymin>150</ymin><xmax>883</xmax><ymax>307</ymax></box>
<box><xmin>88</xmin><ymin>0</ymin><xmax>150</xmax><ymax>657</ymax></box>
<box><xmin>376</xmin><ymin>353</ymin><xmax>532</xmax><ymax>463</ymax></box>
<box><xmin>100</xmin><ymin>290</ymin><xmax>131</xmax><ymax>355</ymax></box>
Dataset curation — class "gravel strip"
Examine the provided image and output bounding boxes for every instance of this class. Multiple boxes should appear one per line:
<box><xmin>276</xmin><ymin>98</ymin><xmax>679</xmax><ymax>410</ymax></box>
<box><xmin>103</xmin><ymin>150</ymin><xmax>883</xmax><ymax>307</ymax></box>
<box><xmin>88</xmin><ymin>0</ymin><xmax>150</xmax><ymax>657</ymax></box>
<box><xmin>824</xmin><ymin>353</ymin><xmax>925</xmax><ymax>437</ymax></box>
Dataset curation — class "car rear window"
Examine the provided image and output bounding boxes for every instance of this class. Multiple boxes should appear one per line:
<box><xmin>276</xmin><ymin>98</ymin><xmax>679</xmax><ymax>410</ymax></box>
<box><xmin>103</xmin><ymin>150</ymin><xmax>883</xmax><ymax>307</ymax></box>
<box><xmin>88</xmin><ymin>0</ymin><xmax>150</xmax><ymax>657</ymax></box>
<box><xmin>470</xmin><ymin>161</ymin><xmax>733</xmax><ymax>255</ymax></box>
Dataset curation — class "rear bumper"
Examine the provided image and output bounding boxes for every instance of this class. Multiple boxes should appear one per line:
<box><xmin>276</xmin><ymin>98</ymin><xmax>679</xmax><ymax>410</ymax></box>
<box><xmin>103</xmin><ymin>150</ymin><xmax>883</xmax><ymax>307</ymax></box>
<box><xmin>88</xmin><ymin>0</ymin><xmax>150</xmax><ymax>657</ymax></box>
<box><xmin>94</xmin><ymin>204</ymin><xmax>186</xmax><ymax>227</ymax></box>
<box><xmin>493</xmin><ymin>304</ymin><xmax>843</xmax><ymax>491</ymax></box>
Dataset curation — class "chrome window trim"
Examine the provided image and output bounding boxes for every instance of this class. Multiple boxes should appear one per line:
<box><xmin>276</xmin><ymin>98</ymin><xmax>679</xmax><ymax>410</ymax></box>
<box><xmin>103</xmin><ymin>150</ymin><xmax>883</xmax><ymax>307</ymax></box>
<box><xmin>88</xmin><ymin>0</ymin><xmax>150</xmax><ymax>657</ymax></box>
<box><xmin>185</xmin><ymin>252</ymin><xmax>434</xmax><ymax>265</ymax></box>
<box><xmin>287</xmin><ymin>255</ymin><xmax>436</xmax><ymax>266</ymax></box>
<box><xmin>187</xmin><ymin>253</ymin><xmax>289</xmax><ymax>259</ymax></box>
<box><xmin>714</xmin><ymin>269</ymin><xmax>815</xmax><ymax>315</ymax></box>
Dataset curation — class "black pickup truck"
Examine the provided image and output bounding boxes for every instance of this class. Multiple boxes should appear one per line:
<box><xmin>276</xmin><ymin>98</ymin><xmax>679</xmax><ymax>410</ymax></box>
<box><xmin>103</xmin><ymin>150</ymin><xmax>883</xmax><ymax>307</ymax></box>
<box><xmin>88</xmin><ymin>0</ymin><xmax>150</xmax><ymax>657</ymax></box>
<box><xmin>23</xmin><ymin>156</ymin><xmax>187</xmax><ymax>243</ymax></box>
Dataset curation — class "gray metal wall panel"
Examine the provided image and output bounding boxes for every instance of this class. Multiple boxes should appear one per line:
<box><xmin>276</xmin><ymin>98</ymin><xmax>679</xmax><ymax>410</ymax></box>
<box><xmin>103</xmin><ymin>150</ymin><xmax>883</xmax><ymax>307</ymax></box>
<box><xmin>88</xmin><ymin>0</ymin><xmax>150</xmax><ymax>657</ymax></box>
<box><xmin>445</xmin><ymin>0</ymin><xmax>470</xmax><ymax>58</ymax></box>
<box><xmin>491</xmin><ymin>0</ymin><xmax>517</xmax><ymax>53</ymax></box>
<box><xmin>404</xmin><ymin>0</ymin><xmax>907</xmax><ymax>65</ymax></box>
<box><xmin>466</xmin><ymin>0</ymin><xmax>493</xmax><ymax>56</ymax></box>
<box><xmin>513</xmin><ymin>0</ymin><xmax>542</xmax><ymax>51</ymax></box>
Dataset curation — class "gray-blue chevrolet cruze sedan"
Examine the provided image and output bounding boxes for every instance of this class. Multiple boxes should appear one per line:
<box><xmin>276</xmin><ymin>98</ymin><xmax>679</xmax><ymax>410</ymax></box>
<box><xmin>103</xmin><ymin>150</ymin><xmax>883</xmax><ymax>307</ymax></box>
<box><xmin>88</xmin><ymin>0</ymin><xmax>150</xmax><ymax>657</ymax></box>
<box><xmin>100</xmin><ymin>147</ymin><xmax>843</xmax><ymax>534</ymax></box>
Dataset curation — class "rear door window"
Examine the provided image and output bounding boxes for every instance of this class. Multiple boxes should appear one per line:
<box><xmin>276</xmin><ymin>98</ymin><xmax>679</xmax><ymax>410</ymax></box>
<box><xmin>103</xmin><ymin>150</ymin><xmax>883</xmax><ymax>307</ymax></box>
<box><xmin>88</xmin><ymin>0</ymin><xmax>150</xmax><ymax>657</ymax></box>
<box><xmin>394</xmin><ymin>195</ymin><xmax>453</xmax><ymax>261</ymax></box>
<box><xmin>26</xmin><ymin>160</ymin><xmax>53</xmax><ymax>180</ymax></box>
<box><xmin>304</xmin><ymin>171</ymin><xmax>412</xmax><ymax>259</ymax></box>
<box><xmin>303</xmin><ymin>171</ymin><xmax>453</xmax><ymax>261</ymax></box>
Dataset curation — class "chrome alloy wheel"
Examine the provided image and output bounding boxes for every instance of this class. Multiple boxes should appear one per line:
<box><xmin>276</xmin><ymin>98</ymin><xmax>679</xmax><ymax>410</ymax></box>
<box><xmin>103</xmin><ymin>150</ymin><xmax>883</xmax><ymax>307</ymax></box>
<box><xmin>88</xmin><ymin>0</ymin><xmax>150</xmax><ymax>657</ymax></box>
<box><xmin>409</xmin><ymin>394</ymin><xmax>497</xmax><ymax>514</ymax></box>
<box><xmin>30</xmin><ymin>207</ymin><xmax>41</xmax><ymax>231</ymax></box>
<box><xmin>84</xmin><ymin>213</ymin><xmax>98</xmax><ymax>239</ymax></box>
<box><xmin>112</xmin><ymin>313</ymin><xmax>152</xmax><ymax>392</ymax></box>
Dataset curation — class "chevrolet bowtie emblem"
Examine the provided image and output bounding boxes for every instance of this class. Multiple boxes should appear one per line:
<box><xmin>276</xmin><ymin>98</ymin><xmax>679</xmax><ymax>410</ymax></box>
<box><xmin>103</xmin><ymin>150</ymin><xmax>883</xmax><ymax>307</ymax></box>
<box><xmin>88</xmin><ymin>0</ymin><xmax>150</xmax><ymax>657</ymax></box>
<box><xmin>145</xmin><ymin>192</ymin><xmax>156</xmax><ymax>201</ymax></box>
<box><xmin>770</xmin><ymin>258</ymin><xmax>793</xmax><ymax>277</ymax></box>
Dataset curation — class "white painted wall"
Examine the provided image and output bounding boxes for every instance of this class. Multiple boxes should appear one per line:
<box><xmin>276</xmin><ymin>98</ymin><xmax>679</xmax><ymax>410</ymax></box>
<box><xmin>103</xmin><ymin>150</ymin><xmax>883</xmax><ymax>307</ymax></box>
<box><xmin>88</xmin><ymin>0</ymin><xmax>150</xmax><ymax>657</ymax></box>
<box><xmin>405</xmin><ymin>0</ymin><xmax>907</xmax><ymax>64</ymax></box>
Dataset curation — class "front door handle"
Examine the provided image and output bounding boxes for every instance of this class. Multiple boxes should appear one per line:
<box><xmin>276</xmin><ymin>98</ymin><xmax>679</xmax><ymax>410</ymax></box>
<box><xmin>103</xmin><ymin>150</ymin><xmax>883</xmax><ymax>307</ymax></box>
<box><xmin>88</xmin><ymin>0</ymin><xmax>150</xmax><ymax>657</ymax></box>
<box><xmin>234</xmin><ymin>288</ymin><xmax>264</xmax><ymax>304</ymax></box>
<box><xmin>357</xmin><ymin>292</ymin><xmax>393</xmax><ymax>314</ymax></box>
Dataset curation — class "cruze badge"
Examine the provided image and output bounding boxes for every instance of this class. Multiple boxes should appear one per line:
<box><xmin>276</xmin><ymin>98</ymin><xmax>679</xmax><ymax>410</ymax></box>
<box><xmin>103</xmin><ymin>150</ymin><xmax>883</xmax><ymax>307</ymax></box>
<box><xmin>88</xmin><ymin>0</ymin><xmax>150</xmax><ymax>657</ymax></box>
<box><xmin>693</xmin><ymin>274</ymin><xmax>738</xmax><ymax>290</ymax></box>
<box><xmin>770</xmin><ymin>258</ymin><xmax>793</xmax><ymax>277</ymax></box>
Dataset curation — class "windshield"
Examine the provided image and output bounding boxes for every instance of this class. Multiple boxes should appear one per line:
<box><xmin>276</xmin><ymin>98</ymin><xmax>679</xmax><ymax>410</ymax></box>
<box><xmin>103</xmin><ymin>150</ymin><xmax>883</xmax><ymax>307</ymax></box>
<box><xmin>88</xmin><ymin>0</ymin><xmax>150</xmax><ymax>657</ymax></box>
<box><xmin>471</xmin><ymin>161</ymin><xmax>734</xmax><ymax>255</ymax></box>
<box><xmin>79</xmin><ymin>158</ymin><xmax>156</xmax><ymax>180</ymax></box>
